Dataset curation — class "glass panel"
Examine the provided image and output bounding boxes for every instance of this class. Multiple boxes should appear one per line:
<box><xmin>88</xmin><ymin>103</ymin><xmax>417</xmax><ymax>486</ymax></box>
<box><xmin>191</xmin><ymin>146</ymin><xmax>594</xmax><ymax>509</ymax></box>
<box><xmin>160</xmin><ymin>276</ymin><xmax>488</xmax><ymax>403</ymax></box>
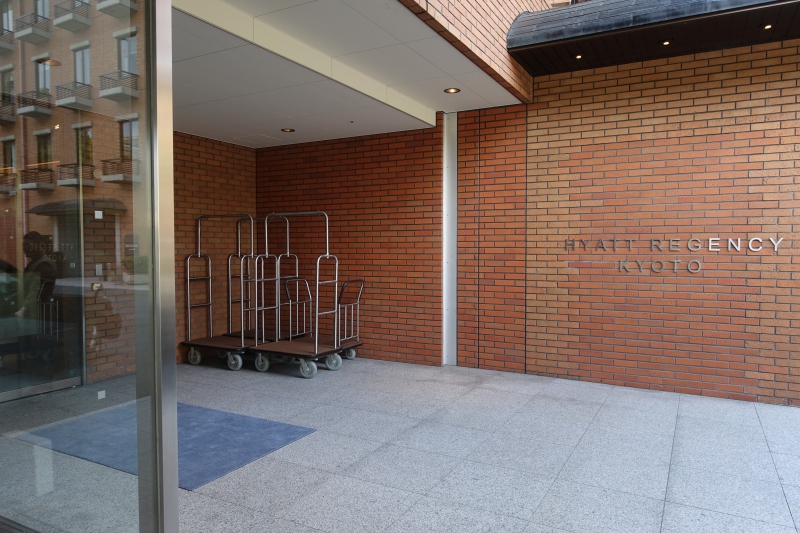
<box><xmin>74</xmin><ymin>48</ymin><xmax>90</xmax><ymax>85</ymax></box>
<box><xmin>36</xmin><ymin>63</ymin><xmax>50</xmax><ymax>95</ymax></box>
<box><xmin>0</xmin><ymin>2</ymin><xmax>10</xmax><ymax>33</ymax></box>
<box><xmin>119</xmin><ymin>36</ymin><xmax>137</xmax><ymax>75</ymax></box>
<box><xmin>1</xmin><ymin>70</ymin><xmax>12</xmax><ymax>101</ymax></box>
<box><xmin>0</xmin><ymin>0</ymin><xmax>161</xmax><ymax>531</ymax></box>
<box><xmin>75</xmin><ymin>128</ymin><xmax>92</xmax><ymax>165</ymax></box>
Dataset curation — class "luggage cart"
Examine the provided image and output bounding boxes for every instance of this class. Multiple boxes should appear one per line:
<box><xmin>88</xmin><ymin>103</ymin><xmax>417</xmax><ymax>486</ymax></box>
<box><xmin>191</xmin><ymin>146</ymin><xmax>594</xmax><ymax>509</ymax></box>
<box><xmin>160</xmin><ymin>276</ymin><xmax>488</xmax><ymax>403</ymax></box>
<box><xmin>247</xmin><ymin>211</ymin><xmax>363</xmax><ymax>378</ymax></box>
<box><xmin>338</xmin><ymin>279</ymin><xmax>364</xmax><ymax>360</ymax></box>
<box><xmin>182</xmin><ymin>214</ymin><xmax>257</xmax><ymax>371</ymax></box>
<box><xmin>222</xmin><ymin>214</ymin><xmax>299</xmax><ymax>345</ymax></box>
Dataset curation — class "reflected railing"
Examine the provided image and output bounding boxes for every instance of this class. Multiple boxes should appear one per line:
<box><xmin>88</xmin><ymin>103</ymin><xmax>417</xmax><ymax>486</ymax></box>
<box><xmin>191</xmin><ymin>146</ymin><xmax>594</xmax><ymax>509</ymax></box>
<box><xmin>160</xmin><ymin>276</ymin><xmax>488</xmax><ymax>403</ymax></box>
<box><xmin>54</xmin><ymin>0</ymin><xmax>90</xmax><ymax>18</ymax></box>
<box><xmin>99</xmin><ymin>70</ymin><xmax>139</xmax><ymax>92</ymax></box>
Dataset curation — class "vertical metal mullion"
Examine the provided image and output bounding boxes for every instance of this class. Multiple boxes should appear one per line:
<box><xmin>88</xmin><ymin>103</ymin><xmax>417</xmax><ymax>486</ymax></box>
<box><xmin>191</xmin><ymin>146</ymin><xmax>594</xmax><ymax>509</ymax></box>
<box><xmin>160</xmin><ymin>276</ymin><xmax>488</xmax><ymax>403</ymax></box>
<box><xmin>144</xmin><ymin>0</ymin><xmax>178</xmax><ymax>531</ymax></box>
<box><xmin>442</xmin><ymin>112</ymin><xmax>458</xmax><ymax>366</ymax></box>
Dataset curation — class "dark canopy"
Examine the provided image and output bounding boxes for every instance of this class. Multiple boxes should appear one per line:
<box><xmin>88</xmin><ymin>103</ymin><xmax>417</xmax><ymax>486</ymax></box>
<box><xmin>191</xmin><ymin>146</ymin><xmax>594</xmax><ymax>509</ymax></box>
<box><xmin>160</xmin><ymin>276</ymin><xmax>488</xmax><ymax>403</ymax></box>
<box><xmin>508</xmin><ymin>0</ymin><xmax>800</xmax><ymax>76</ymax></box>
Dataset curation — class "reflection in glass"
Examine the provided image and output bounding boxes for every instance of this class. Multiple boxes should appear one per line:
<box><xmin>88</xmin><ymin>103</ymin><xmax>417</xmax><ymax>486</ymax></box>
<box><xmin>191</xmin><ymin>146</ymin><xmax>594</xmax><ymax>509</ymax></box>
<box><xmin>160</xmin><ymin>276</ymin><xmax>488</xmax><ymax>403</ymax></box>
<box><xmin>0</xmin><ymin>0</ymin><xmax>157</xmax><ymax>531</ymax></box>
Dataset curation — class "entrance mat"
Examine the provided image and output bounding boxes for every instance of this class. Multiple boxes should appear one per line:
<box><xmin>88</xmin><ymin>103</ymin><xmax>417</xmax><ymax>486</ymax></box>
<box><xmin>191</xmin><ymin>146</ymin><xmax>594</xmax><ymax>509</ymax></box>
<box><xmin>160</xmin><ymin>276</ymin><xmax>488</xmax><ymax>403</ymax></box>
<box><xmin>17</xmin><ymin>402</ymin><xmax>315</xmax><ymax>490</ymax></box>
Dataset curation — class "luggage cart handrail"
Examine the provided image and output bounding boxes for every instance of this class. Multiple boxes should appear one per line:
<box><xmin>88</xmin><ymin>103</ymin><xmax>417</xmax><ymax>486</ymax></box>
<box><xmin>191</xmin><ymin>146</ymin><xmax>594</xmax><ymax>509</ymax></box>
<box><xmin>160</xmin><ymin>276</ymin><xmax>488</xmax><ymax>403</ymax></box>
<box><xmin>186</xmin><ymin>253</ymin><xmax>213</xmax><ymax>340</ymax></box>
<box><xmin>264</xmin><ymin>215</ymin><xmax>290</xmax><ymax>256</ymax></box>
<box><xmin>196</xmin><ymin>214</ymin><xmax>254</xmax><ymax>256</ymax></box>
<box><xmin>264</xmin><ymin>211</ymin><xmax>330</xmax><ymax>256</ymax></box>
<box><xmin>339</xmin><ymin>279</ymin><xmax>363</xmax><ymax>344</ymax></box>
<box><xmin>315</xmin><ymin>254</ymin><xmax>338</xmax><ymax>353</ymax></box>
<box><xmin>284</xmin><ymin>277</ymin><xmax>312</xmax><ymax>341</ymax></box>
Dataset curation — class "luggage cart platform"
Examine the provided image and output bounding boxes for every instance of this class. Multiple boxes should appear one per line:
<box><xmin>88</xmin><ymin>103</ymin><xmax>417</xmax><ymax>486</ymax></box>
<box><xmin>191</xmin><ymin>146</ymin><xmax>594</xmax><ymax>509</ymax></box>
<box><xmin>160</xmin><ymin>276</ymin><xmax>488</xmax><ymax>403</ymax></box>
<box><xmin>182</xmin><ymin>336</ymin><xmax>250</xmax><ymax>351</ymax></box>
<box><xmin>248</xmin><ymin>337</ymin><xmax>362</xmax><ymax>378</ymax></box>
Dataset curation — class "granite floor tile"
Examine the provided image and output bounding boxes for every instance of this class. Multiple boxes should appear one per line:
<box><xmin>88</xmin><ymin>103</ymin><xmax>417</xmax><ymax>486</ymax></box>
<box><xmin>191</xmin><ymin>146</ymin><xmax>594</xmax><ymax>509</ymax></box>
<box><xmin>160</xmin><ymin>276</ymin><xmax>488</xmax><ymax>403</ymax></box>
<box><xmin>661</xmin><ymin>501</ymin><xmax>797</xmax><ymax>533</ymax></box>
<box><xmin>603</xmin><ymin>386</ymin><xmax>680</xmax><ymax>416</ymax></box>
<box><xmin>321</xmin><ymin>409</ymin><xmax>419</xmax><ymax>443</ymax></box>
<box><xmin>391</xmin><ymin>420</ymin><xmax>491</xmax><ymax>458</ymax></box>
<box><xmin>344</xmin><ymin>443</ymin><xmax>460</xmax><ymax>493</ymax></box>
<box><xmin>773</xmin><ymin>453</ymin><xmax>800</xmax><ymax>487</ymax></box>
<box><xmin>196</xmin><ymin>457</ymin><xmax>331</xmax><ymax>517</ymax></box>
<box><xmin>783</xmin><ymin>484</ymin><xmax>800</xmax><ymax>531</ymax></box>
<box><xmin>675</xmin><ymin>415</ymin><xmax>769</xmax><ymax>452</ymax></box>
<box><xmin>384</xmin><ymin>496</ymin><xmax>529</xmax><ymax>533</ymax></box>
<box><xmin>671</xmin><ymin>437</ymin><xmax>779</xmax><ymax>483</ymax></box>
<box><xmin>268</xmin><ymin>430</ymin><xmax>382</xmax><ymax>473</ymax></box>
<box><xmin>531</xmin><ymin>479</ymin><xmax>663</xmax><ymax>533</ymax></box>
<box><xmin>428</xmin><ymin>460</ymin><xmax>551</xmax><ymax>521</ymax></box>
<box><xmin>428</xmin><ymin>388</ymin><xmax>532</xmax><ymax>431</ymax></box>
<box><xmin>280</xmin><ymin>475</ymin><xmax>421</xmax><ymax>533</ymax></box>
<box><xmin>756</xmin><ymin>404</ymin><xmax>800</xmax><ymax>456</ymax></box>
<box><xmin>478</xmin><ymin>371</ymin><xmax>554</xmax><ymax>396</ymax></box>
<box><xmin>466</xmin><ymin>432</ymin><xmax>574</xmax><ymax>478</ymax></box>
<box><xmin>558</xmin><ymin>433</ymin><xmax>671</xmax><ymax>499</ymax></box>
<box><xmin>678</xmin><ymin>395</ymin><xmax>761</xmax><ymax>426</ymax></box>
<box><xmin>666</xmin><ymin>464</ymin><xmax>794</xmax><ymax>527</ymax></box>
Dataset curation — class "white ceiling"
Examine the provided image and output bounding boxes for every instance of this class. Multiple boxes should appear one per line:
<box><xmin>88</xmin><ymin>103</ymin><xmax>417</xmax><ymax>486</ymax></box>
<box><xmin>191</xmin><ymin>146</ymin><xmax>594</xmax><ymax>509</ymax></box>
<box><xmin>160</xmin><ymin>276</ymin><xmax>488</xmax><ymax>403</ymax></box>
<box><xmin>172</xmin><ymin>0</ymin><xmax>519</xmax><ymax>148</ymax></box>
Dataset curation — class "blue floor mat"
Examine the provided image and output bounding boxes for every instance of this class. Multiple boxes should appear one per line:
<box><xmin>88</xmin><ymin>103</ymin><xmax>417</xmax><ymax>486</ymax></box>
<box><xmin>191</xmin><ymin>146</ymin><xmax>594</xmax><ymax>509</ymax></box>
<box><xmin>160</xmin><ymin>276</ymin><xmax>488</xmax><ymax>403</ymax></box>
<box><xmin>17</xmin><ymin>402</ymin><xmax>315</xmax><ymax>490</ymax></box>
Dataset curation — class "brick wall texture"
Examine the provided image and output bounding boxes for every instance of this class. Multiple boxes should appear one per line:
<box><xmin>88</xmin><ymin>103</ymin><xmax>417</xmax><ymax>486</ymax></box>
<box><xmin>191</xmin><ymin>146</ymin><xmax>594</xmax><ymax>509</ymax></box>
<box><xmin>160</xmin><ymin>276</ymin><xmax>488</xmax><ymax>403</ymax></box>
<box><xmin>400</xmin><ymin>0</ymin><xmax>548</xmax><ymax>102</ymax></box>
<box><xmin>254</xmin><ymin>124</ymin><xmax>444</xmax><ymax>366</ymax></box>
<box><xmin>173</xmin><ymin>40</ymin><xmax>799</xmax><ymax>405</ymax></box>
<box><xmin>526</xmin><ymin>41</ymin><xmax>800</xmax><ymax>405</ymax></box>
<box><xmin>173</xmin><ymin>132</ymin><xmax>257</xmax><ymax>359</ymax></box>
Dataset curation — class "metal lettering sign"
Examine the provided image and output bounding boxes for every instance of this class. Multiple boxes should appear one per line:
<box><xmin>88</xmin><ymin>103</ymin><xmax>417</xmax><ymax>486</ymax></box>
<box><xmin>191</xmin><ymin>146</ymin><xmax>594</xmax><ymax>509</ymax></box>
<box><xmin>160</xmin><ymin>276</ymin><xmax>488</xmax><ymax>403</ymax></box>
<box><xmin>563</xmin><ymin>236</ymin><xmax>785</xmax><ymax>274</ymax></box>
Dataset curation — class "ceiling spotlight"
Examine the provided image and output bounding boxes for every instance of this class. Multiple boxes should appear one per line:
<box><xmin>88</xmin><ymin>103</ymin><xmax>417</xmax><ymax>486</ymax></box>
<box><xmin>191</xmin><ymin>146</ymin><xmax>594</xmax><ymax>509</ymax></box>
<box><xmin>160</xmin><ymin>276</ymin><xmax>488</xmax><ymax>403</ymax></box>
<box><xmin>576</xmin><ymin>54</ymin><xmax>582</xmax><ymax>59</ymax></box>
<box><xmin>444</xmin><ymin>88</ymin><xmax>461</xmax><ymax>94</ymax></box>
<box><xmin>36</xmin><ymin>58</ymin><xmax>61</xmax><ymax>66</ymax></box>
<box><xmin>280</xmin><ymin>128</ymin><xmax>295</xmax><ymax>133</ymax></box>
<box><xmin>764</xmin><ymin>24</ymin><xmax>773</xmax><ymax>30</ymax></box>
<box><xmin>54</xmin><ymin>124</ymin><xmax>60</xmax><ymax>130</ymax></box>
<box><xmin>662</xmin><ymin>40</ymin><xmax>670</xmax><ymax>46</ymax></box>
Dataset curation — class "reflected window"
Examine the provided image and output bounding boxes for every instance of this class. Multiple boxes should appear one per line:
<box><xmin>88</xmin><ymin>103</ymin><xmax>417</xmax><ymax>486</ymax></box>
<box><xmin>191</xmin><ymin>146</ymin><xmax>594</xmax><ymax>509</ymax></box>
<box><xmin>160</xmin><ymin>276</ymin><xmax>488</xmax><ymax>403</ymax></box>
<box><xmin>34</xmin><ymin>0</ymin><xmax>48</xmax><ymax>17</ymax></box>
<box><xmin>118</xmin><ymin>35</ymin><xmax>136</xmax><ymax>75</ymax></box>
<box><xmin>2</xmin><ymin>139</ymin><xmax>14</xmax><ymax>172</ymax></box>
<box><xmin>0</xmin><ymin>1</ymin><xmax>12</xmax><ymax>31</ymax></box>
<box><xmin>36</xmin><ymin>61</ymin><xmax>49</xmax><ymax>95</ymax></box>
<box><xmin>120</xmin><ymin>119</ymin><xmax>137</xmax><ymax>160</ymax></box>
<box><xmin>74</xmin><ymin>47</ymin><xmax>90</xmax><ymax>85</ymax></box>
<box><xmin>76</xmin><ymin>127</ymin><xmax>92</xmax><ymax>165</ymax></box>
<box><xmin>37</xmin><ymin>133</ymin><xmax>51</xmax><ymax>165</ymax></box>
<box><xmin>0</xmin><ymin>69</ymin><xmax>12</xmax><ymax>102</ymax></box>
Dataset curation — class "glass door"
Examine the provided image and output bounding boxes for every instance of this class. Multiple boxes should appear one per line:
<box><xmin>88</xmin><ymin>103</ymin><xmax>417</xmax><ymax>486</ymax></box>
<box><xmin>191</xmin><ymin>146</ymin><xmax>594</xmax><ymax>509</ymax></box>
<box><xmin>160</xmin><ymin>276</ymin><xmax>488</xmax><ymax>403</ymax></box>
<box><xmin>0</xmin><ymin>0</ymin><xmax>175</xmax><ymax>531</ymax></box>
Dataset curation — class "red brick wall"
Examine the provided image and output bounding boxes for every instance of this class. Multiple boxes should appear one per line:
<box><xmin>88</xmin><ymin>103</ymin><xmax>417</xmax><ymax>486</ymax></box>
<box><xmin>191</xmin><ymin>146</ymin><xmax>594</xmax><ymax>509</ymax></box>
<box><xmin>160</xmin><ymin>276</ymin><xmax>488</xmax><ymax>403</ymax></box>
<box><xmin>173</xmin><ymin>132</ymin><xmax>257</xmax><ymax>360</ymax></box>
<box><xmin>526</xmin><ymin>40</ymin><xmax>800</xmax><ymax>405</ymax></box>
<box><xmin>458</xmin><ymin>106</ymin><xmax>528</xmax><ymax>371</ymax></box>
<box><xmin>255</xmin><ymin>123</ymin><xmax>444</xmax><ymax>366</ymax></box>
<box><xmin>399</xmin><ymin>0</ymin><xmax>548</xmax><ymax>102</ymax></box>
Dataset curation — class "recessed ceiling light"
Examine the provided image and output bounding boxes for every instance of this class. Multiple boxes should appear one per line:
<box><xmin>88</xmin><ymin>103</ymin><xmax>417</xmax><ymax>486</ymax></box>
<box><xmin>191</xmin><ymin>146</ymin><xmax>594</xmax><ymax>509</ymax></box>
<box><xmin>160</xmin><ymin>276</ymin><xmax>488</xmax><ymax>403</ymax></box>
<box><xmin>444</xmin><ymin>88</ymin><xmax>460</xmax><ymax>94</ymax></box>
<box><xmin>576</xmin><ymin>54</ymin><xmax>582</xmax><ymax>59</ymax></box>
<box><xmin>36</xmin><ymin>58</ymin><xmax>60</xmax><ymax>66</ymax></box>
<box><xmin>662</xmin><ymin>40</ymin><xmax>670</xmax><ymax>46</ymax></box>
<box><xmin>280</xmin><ymin>128</ymin><xmax>295</xmax><ymax>133</ymax></box>
<box><xmin>764</xmin><ymin>24</ymin><xmax>773</xmax><ymax>30</ymax></box>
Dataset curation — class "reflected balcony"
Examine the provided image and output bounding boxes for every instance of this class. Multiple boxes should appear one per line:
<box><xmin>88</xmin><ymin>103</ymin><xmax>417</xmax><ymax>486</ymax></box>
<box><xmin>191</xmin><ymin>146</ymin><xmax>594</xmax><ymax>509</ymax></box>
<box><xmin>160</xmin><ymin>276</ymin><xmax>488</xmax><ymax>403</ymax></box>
<box><xmin>20</xmin><ymin>167</ymin><xmax>54</xmax><ymax>190</ymax></box>
<box><xmin>99</xmin><ymin>70</ymin><xmax>139</xmax><ymax>101</ymax></box>
<box><xmin>56</xmin><ymin>81</ymin><xmax>92</xmax><ymax>111</ymax></box>
<box><xmin>54</xmin><ymin>0</ymin><xmax>91</xmax><ymax>32</ymax></box>
<box><xmin>57</xmin><ymin>163</ymin><xmax>95</xmax><ymax>188</ymax></box>
<box><xmin>101</xmin><ymin>158</ymin><xmax>139</xmax><ymax>183</ymax></box>
<box><xmin>0</xmin><ymin>29</ymin><xmax>13</xmax><ymax>54</ymax></box>
<box><xmin>0</xmin><ymin>172</ymin><xmax>16</xmax><ymax>196</ymax></box>
<box><xmin>97</xmin><ymin>0</ymin><xmax>137</xmax><ymax>18</ymax></box>
<box><xmin>15</xmin><ymin>13</ymin><xmax>50</xmax><ymax>44</ymax></box>
<box><xmin>0</xmin><ymin>97</ymin><xmax>15</xmax><ymax>123</ymax></box>
<box><xmin>17</xmin><ymin>91</ymin><xmax>52</xmax><ymax>118</ymax></box>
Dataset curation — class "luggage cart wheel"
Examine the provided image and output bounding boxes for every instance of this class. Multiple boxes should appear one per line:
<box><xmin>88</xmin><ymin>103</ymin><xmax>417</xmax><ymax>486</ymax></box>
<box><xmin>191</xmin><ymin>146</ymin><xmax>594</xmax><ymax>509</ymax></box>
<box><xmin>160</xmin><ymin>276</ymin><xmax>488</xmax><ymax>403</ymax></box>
<box><xmin>299</xmin><ymin>359</ymin><xmax>317</xmax><ymax>379</ymax></box>
<box><xmin>188</xmin><ymin>347</ymin><xmax>202</xmax><ymax>365</ymax></box>
<box><xmin>255</xmin><ymin>354</ymin><xmax>270</xmax><ymax>373</ymax></box>
<box><xmin>325</xmin><ymin>353</ymin><xmax>342</xmax><ymax>371</ymax></box>
<box><xmin>227</xmin><ymin>352</ymin><xmax>243</xmax><ymax>371</ymax></box>
<box><xmin>343</xmin><ymin>348</ymin><xmax>356</xmax><ymax>360</ymax></box>
<box><xmin>216</xmin><ymin>350</ymin><xmax>227</xmax><ymax>359</ymax></box>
